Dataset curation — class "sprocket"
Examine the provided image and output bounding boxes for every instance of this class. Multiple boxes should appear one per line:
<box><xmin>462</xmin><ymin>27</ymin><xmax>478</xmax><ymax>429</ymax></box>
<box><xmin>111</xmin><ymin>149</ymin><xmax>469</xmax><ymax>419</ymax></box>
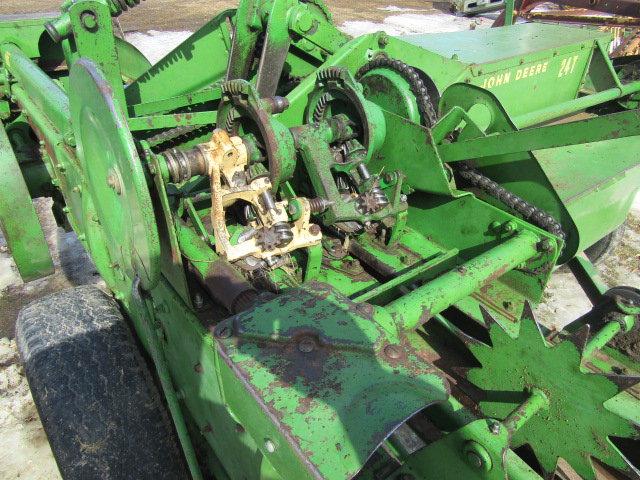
<box><xmin>463</xmin><ymin>308</ymin><xmax>639</xmax><ymax>479</ymax></box>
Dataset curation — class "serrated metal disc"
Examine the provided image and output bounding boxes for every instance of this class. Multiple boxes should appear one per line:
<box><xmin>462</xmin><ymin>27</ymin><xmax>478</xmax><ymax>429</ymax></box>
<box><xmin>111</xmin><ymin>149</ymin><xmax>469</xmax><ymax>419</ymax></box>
<box><xmin>70</xmin><ymin>58</ymin><xmax>159</xmax><ymax>290</ymax></box>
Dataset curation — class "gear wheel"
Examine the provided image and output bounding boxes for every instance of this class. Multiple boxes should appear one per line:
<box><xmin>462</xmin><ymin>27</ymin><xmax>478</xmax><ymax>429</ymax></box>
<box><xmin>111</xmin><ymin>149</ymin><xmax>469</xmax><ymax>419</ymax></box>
<box><xmin>256</xmin><ymin>223</ymin><xmax>293</xmax><ymax>251</ymax></box>
<box><xmin>462</xmin><ymin>308</ymin><xmax>639</xmax><ymax>479</ymax></box>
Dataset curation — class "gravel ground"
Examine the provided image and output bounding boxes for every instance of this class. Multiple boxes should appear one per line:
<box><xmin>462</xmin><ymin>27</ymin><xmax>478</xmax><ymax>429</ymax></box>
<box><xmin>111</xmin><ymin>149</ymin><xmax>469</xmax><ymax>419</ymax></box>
<box><xmin>0</xmin><ymin>2</ymin><xmax>639</xmax><ymax>478</ymax></box>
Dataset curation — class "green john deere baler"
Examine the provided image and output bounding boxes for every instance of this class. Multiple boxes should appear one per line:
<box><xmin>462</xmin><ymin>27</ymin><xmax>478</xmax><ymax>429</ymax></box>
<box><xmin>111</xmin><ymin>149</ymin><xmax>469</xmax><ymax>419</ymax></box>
<box><xmin>0</xmin><ymin>1</ymin><xmax>639</xmax><ymax>479</ymax></box>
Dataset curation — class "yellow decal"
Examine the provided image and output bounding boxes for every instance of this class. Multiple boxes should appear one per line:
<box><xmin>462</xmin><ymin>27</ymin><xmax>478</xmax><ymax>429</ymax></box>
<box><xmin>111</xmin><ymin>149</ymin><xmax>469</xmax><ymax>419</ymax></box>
<box><xmin>558</xmin><ymin>55</ymin><xmax>579</xmax><ymax>78</ymax></box>
<box><xmin>480</xmin><ymin>61</ymin><xmax>550</xmax><ymax>89</ymax></box>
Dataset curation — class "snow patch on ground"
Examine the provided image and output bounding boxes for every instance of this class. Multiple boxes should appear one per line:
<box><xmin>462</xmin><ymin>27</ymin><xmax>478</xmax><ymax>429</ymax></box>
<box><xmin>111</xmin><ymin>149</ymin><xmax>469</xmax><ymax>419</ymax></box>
<box><xmin>0</xmin><ymin>198</ymin><xmax>104</xmax><ymax>338</ymax></box>
<box><xmin>340</xmin><ymin>12</ymin><xmax>492</xmax><ymax>37</ymax></box>
<box><xmin>0</xmin><ymin>338</ymin><xmax>61</xmax><ymax>479</ymax></box>
<box><xmin>123</xmin><ymin>12</ymin><xmax>494</xmax><ymax>64</ymax></box>
<box><xmin>377</xmin><ymin>5</ymin><xmax>431</xmax><ymax>11</ymax></box>
<box><xmin>125</xmin><ymin>30</ymin><xmax>193</xmax><ymax>64</ymax></box>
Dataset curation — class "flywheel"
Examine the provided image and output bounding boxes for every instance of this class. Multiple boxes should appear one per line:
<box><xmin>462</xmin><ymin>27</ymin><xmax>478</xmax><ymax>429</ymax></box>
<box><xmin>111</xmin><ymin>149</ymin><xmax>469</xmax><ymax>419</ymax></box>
<box><xmin>70</xmin><ymin>58</ymin><xmax>159</xmax><ymax>290</ymax></box>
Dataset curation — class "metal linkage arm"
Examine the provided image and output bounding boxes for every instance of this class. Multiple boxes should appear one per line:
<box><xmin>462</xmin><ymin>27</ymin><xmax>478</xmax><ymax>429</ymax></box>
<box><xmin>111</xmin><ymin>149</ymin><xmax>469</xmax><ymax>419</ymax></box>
<box><xmin>438</xmin><ymin>107</ymin><xmax>640</xmax><ymax>163</ymax></box>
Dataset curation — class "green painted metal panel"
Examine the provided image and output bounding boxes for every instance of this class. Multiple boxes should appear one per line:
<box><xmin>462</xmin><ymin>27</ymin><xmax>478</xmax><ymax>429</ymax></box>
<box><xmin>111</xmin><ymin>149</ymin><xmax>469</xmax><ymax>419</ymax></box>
<box><xmin>535</xmin><ymin>137</ymin><xmax>640</xmax><ymax>251</ymax></box>
<box><xmin>0</xmin><ymin>122</ymin><xmax>54</xmax><ymax>281</ymax></box>
<box><xmin>400</xmin><ymin>23</ymin><xmax>609</xmax><ymax>65</ymax></box>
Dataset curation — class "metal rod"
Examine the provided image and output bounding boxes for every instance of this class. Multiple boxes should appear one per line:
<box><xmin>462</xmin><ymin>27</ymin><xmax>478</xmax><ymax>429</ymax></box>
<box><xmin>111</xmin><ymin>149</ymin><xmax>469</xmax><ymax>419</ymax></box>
<box><xmin>504</xmin><ymin>0</ymin><xmax>515</xmax><ymax>25</ymax></box>
<box><xmin>514</xmin><ymin>80</ymin><xmax>640</xmax><ymax>128</ymax></box>
<box><xmin>385</xmin><ymin>230</ymin><xmax>540</xmax><ymax>330</ymax></box>
<box><xmin>502</xmin><ymin>388</ymin><xmax>549</xmax><ymax>434</ymax></box>
<box><xmin>353</xmin><ymin>249</ymin><xmax>458</xmax><ymax>303</ymax></box>
<box><xmin>568</xmin><ymin>253</ymin><xmax>608</xmax><ymax>306</ymax></box>
<box><xmin>581</xmin><ymin>316</ymin><xmax>634</xmax><ymax>359</ymax></box>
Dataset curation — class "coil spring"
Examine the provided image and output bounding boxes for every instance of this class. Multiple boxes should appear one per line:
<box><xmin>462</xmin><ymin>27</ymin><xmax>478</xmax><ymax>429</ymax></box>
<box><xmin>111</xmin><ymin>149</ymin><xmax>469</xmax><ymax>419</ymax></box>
<box><xmin>223</xmin><ymin>109</ymin><xmax>236</xmax><ymax>134</ymax></box>
<box><xmin>371</xmin><ymin>186</ymin><xmax>389</xmax><ymax>210</ymax></box>
<box><xmin>273</xmin><ymin>222</ymin><xmax>294</xmax><ymax>247</ymax></box>
<box><xmin>109</xmin><ymin>0</ymin><xmax>144</xmax><ymax>17</ymax></box>
<box><xmin>308</xmin><ymin>197</ymin><xmax>331</xmax><ymax>213</ymax></box>
<box><xmin>222</xmin><ymin>79</ymin><xmax>250</xmax><ymax>96</ymax></box>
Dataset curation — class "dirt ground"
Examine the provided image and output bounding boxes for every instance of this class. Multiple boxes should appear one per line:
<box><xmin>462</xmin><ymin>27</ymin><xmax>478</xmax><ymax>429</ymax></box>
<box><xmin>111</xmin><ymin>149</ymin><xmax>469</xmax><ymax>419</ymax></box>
<box><xmin>0</xmin><ymin>0</ymin><xmax>451</xmax><ymax>31</ymax></box>
<box><xmin>0</xmin><ymin>1</ymin><xmax>639</xmax><ymax>478</ymax></box>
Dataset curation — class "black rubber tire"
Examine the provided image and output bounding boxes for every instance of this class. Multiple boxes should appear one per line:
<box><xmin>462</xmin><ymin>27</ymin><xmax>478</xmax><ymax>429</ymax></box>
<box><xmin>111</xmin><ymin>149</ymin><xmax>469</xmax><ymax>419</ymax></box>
<box><xmin>15</xmin><ymin>285</ymin><xmax>189</xmax><ymax>480</ymax></box>
<box><xmin>585</xmin><ymin>224</ymin><xmax>625</xmax><ymax>264</ymax></box>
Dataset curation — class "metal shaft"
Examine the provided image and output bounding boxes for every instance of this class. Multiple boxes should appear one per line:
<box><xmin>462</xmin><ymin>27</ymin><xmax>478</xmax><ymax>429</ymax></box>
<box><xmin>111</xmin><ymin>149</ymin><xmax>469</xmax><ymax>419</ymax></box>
<box><xmin>502</xmin><ymin>388</ymin><xmax>549</xmax><ymax>434</ymax></box>
<box><xmin>385</xmin><ymin>230</ymin><xmax>540</xmax><ymax>330</ymax></box>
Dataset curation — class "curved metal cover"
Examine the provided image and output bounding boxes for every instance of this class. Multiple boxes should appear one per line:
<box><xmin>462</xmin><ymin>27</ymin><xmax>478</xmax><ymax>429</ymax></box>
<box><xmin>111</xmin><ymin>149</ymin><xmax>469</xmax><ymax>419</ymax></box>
<box><xmin>215</xmin><ymin>282</ymin><xmax>449</xmax><ymax>479</ymax></box>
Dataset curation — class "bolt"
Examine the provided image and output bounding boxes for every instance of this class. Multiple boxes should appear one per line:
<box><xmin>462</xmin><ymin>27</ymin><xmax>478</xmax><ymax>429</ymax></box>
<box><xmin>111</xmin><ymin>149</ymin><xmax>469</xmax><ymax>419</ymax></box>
<box><xmin>216</xmin><ymin>325</ymin><xmax>231</xmax><ymax>339</ymax></box>
<box><xmin>378</xmin><ymin>33</ymin><xmax>389</xmax><ymax>48</ymax></box>
<box><xmin>80</xmin><ymin>10</ymin><xmax>98</xmax><ymax>31</ymax></box>
<box><xmin>538</xmin><ymin>238</ymin><xmax>552</xmax><ymax>252</ymax></box>
<box><xmin>264</xmin><ymin>439</ymin><xmax>276</xmax><ymax>453</ymax></box>
<box><xmin>295</xmin><ymin>9</ymin><xmax>314</xmax><ymax>32</ymax></box>
<box><xmin>193</xmin><ymin>293</ymin><xmax>204</xmax><ymax>310</ymax></box>
<box><xmin>63</xmin><ymin>130</ymin><xmax>76</xmax><ymax>147</ymax></box>
<box><xmin>309</xmin><ymin>224</ymin><xmax>321</xmax><ymax>236</ymax></box>
<box><xmin>298</xmin><ymin>38</ymin><xmax>315</xmax><ymax>52</ymax></box>
<box><xmin>384</xmin><ymin>344</ymin><xmax>402</xmax><ymax>360</ymax></box>
<box><xmin>298</xmin><ymin>336</ymin><xmax>315</xmax><ymax>353</ymax></box>
<box><xmin>467</xmin><ymin>451</ymin><xmax>484</xmax><ymax>469</ymax></box>
<box><xmin>489</xmin><ymin>422</ymin><xmax>501</xmax><ymax>435</ymax></box>
<box><xmin>72</xmin><ymin>185</ymin><xmax>81</xmax><ymax>193</ymax></box>
<box><xmin>503</xmin><ymin>221</ymin><xmax>517</xmax><ymax>233</ymax></box>
<box><xmin>620</xmin><ymin>297</ymin><xmax>637</xmax><ymax>307</ymax></box>
<box><xmin>148</xmin><ymin>163</ymin><xmax>157</xmax><ymax>175</ymax></box>
<box><xmin>400</xmin><ymin>194</ymin><xmax>407</xmax><ymax>202</ymax></box>
<box><xmin>194</xmin><ymin>363</ymin><xmax>203</xmax><ymax>374</ymax></box>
